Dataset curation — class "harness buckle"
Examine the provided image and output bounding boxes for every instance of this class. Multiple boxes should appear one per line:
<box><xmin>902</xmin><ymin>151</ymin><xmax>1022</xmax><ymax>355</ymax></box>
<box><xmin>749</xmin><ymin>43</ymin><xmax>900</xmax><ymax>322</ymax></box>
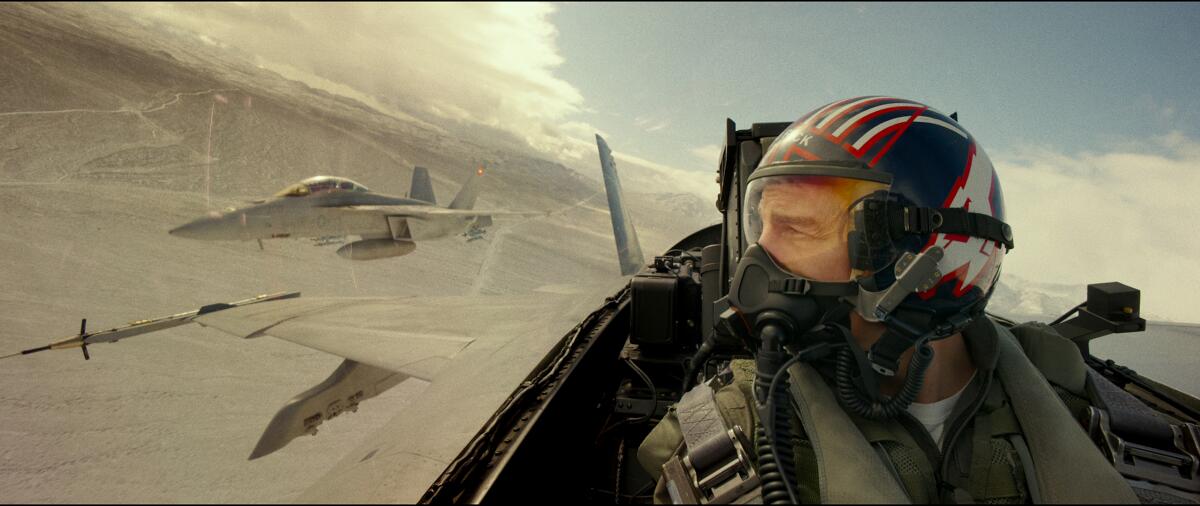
<box><xmin>663</xmin><ymin>425</ymin><xmax>761</xmax><ymax>504</ymax></box>
<box><xmin>1087</xmin><ymin>407</ymin><xmax>1200</xmax><ymax>493</ymax></box>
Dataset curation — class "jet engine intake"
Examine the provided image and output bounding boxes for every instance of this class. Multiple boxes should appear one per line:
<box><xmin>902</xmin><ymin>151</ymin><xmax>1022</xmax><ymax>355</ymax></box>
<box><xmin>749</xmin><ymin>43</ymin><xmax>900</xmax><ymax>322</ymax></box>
<box><xmin>336</xmin><ymin>239</ymin><xmax>416</xmax><ymax>260</ymax></box>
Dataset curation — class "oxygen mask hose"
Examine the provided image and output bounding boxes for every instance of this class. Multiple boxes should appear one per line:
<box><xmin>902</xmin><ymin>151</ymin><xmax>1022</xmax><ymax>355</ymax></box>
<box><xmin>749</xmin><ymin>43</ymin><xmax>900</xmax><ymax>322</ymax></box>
<box><xmin>754</xmin><ymin>313</ymin><xmax>800</xmax><ymax>505</ymax></box>
<box><xmin>835</xmin><ymin>334</ymin><xmax>934</xmax><ymax>420</ymax></box>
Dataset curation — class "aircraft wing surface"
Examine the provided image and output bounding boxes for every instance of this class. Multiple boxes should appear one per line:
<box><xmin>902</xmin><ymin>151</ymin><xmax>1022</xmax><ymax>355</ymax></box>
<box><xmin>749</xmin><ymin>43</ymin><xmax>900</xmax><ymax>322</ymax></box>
<box><xmin>348</xmin><ymin>205</ymin><xmax>545</xmax><ymax>219</ymax></box>
<box><xmin>194</xmin><ymin>290</ymin><xmax>608</xmax><ymax>382</ymax></box>
<box><xmin>192</xmin><ymin>284</ymin><xmax>623</xmax><ymax>502</ymax></box>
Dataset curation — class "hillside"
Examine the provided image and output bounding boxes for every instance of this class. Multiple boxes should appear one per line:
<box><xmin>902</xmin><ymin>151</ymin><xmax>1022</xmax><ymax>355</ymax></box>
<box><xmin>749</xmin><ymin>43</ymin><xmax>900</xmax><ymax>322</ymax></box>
<box><xmin>0</xmin><ymin>3</ymin><xmax>711</xmax><ymax>502</ymax></box>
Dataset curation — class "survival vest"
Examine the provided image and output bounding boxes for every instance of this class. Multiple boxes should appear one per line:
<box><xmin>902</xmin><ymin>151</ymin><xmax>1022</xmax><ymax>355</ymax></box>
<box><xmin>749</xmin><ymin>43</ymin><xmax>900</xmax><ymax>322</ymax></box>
<box><xmin>639</xmin><ymin>318</ymin><xmax>1141</xmax><ymax>504</ymax></box>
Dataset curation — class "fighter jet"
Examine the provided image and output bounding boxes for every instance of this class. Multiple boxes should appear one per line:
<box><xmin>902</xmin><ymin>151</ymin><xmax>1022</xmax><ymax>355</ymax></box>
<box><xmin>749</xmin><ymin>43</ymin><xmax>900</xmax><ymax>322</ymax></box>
<box><xmin>14</xmin><ymin>131</ymin><xmax>1198</xmax><ymax>503</ymax></box>
<box><xmin>8</xmin><ymin>135</ymin><xmax>647</xmax><ymax>492</ymax></box>
<box><xmin>168</xmin><ymin>166</ymin><xmax>539</xmax><ymax>259</ymax></box>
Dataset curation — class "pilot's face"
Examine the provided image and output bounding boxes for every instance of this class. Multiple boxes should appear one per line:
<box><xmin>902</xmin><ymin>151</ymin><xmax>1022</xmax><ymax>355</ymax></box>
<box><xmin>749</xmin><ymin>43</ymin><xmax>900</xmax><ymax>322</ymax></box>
<box><xmin>756</xmin><ymin>176</ymin><xmax>880</xmax><ymax>282</ymax></box>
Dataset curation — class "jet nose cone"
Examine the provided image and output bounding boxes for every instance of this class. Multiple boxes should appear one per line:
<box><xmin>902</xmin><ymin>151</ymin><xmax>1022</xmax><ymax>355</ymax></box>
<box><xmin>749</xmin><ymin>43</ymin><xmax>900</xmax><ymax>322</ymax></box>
<box><xmin>168</xmin><ymin>221</ymin><xmax>201</xmax><ymax>239</ymax></box>
<box><xmin>169</xmin><ymin>215</ymin><xmax>228</xmax><ymax>240</ymax></box>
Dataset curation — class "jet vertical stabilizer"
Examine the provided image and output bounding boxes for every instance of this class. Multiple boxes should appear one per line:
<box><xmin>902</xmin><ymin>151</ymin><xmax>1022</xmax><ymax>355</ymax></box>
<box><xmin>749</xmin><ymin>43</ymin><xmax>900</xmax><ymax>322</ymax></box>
<box><xmin>449</xmin><ymin>166</ymin><xmax>485</xmax><ymax>210</ymax></box>
<box><xmin>596</xmin><ymin>134</ymin><xmax>645</xmax><ymax>276</ymax></box>
<box><xmin>409</xmin><ymin>166</ymin><xmax>436</xmax><ymax>204</ymax></box>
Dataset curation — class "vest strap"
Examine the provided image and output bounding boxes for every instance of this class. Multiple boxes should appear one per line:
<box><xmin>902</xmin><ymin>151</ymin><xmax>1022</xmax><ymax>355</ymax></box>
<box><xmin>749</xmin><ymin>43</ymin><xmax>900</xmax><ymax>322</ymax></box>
<box><xmin>788</xmin><ymin>361</ymin><xmax>911</xmax><ymax>503</ymax></box>
<box><xmin>993</xmin><ymin>321</ymin><xmax>1140</xmax><ymax>503</ymax></box>
<box><xmin>967</xmin><ymin>411</ymin><xmax>993</xmax><ymax>501</ymax></box>
<box><xmin>677</xmin><ymin>382</ymin><xmax>728</xmax><ymax>452</ymax></box>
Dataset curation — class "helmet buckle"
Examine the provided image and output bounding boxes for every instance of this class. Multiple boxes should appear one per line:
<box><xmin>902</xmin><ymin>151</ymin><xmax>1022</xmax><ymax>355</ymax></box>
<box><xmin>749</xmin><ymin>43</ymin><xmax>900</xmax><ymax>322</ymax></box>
<box><xmin>903</xmin><ymin>207</ymin><xmax>943</xmax><ymax>233</ymax></box>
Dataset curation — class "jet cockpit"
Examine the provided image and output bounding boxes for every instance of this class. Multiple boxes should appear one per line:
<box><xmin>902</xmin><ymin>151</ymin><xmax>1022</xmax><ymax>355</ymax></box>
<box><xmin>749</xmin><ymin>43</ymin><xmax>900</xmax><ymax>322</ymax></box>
<box><xmin>274</xmin><ymin>176</ymin><xmax>371</xmax><ymax>198</ymax></box>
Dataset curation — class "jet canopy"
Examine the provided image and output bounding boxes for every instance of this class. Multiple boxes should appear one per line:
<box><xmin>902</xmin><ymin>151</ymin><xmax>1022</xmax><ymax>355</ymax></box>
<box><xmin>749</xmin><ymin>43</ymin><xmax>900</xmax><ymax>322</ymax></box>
<box><xmin>274</xmin><ymin>176</ymin><xmax>371</xmax><ymax>197</ymax></box>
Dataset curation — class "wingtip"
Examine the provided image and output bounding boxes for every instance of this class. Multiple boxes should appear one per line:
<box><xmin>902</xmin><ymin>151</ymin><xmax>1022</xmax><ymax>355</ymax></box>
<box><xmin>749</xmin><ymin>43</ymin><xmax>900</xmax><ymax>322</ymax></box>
<box><xmin>247</xmin><ymin>439</ymin><xmax>278</xmax><ymax>461</ymax></box>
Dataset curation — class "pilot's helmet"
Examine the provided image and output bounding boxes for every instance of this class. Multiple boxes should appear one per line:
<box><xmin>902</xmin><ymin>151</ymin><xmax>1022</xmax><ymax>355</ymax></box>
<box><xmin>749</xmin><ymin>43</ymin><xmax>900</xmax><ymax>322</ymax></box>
<box><xmin>744</xmin><ymin>96</ymin><xmax>1011</xmax><ymax>320</ymax></box>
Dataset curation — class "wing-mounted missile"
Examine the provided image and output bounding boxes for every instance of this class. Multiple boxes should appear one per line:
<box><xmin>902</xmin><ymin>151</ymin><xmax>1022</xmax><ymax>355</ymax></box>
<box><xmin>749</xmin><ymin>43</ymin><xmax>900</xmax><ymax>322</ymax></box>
<box><xmin>312</xmin><ymin>235</ymin><xmax>347</xmax><ymax>247</ymax></box>
<box><xmin>1</xmin><ymin>291</ymin><xmax>300</xmax><ymax>362</ymax></box>
<box><xmin>250</xmin><ymin>359</ymin><xmax>408</xmax><ymax>459</ymax></box>
<box><xmin>336</xmin><ymin>239</ymin><xmax>417</xmax><ymax>260</ymax></box>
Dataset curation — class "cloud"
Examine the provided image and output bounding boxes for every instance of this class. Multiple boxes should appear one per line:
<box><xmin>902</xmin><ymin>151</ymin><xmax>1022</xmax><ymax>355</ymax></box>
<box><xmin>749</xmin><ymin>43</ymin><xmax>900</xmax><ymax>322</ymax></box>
<box><xmin>612</xmin><ymin>151</ymin><xmax>715</xmax><ymax>198</ymax></box>
<box><xmin>690</xmin><ymin>144</ymin><xmax>722</xmax><ymax>165</ymax></box>
<box><xmin>105</xmin><ymin>3</ymin><xmax>598</xmax><ymax>162</ymax></box>
<box><xmin>102</xmin><ymin>3</ymin><xmax>725</xmax><ymax>200</ymax></box>
<box><xmin>634</xmin><ymin>115</ymin><xmax>671</xmax><ymax>132</ymax></box>
<box><xmin>992</xmin><ymin>131</ymin><xmax>1200</xmax><ymax>322</ymax></box>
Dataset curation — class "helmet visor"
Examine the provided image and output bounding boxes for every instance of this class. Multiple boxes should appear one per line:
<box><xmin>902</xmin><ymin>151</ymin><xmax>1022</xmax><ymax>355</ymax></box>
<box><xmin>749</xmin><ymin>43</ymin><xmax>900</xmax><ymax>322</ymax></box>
<box><xmin>744</xmin><ymin>175</ymin><xmax>890</xmax><ymax>282</ymax></box>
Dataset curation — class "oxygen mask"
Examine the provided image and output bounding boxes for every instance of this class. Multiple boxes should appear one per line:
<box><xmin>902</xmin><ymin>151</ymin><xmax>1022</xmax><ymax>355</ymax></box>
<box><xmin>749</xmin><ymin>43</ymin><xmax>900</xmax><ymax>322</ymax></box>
<box><xmin>723</xmin><ymin>171</ymin><xmax>889</xmax><ymax>349</ymax></box>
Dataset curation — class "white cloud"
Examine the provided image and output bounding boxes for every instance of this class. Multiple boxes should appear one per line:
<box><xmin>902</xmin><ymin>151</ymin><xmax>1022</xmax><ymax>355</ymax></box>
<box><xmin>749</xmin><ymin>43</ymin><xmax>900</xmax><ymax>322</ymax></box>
<box><xmin>690</xmin><ymin>144</ymin><xmax>722</xmax><ymax>165</ymax></box>
<box><xmin>102</xmin><ymin>3</ymin><xmax>727</xmax><ymax>201</ymax></box>
<box><xmin>992</xmin><ymin>132</ymin><xmax>1200</xmax><ymax>322</ymax></box>
<box><xmin>634</xmin><ymin>115</ymin><xmax>671</xmax><ymax>132</ymax></box>
<box><xmin>611</xmin><ymin>150</ymin><xmax>715</xmax><ymax>199</ymax></box>
<box><xmin>105</xmin><ymin>2</ymin><xmax>599</xmax><ymax>163</ymax></box>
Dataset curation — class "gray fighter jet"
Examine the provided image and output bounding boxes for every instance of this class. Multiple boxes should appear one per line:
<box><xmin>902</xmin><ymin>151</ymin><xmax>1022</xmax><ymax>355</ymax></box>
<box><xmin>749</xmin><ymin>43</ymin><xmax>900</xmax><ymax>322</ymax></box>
<box><xmin>11</xmin><ymin>132</ymin><xmax>1200</xmax><ymax>503</ymax></box>
<box><xmin>169</xmin><ymin>166</ymin><xmax>539</xmax><ymax>259</ymax></box>
<box><xmin>9</xmin><ymin>136</ymin><xmax>646</xmax><ymax>484</ymax></box>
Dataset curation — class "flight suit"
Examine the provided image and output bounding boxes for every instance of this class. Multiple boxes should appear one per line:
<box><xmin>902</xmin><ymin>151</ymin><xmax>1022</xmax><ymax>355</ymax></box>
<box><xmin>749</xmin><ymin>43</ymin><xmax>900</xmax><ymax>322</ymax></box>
<box><xmin>638</xmin><ymin>317</ymin><xmax>1140</xmax><ymax>504</ymax></box>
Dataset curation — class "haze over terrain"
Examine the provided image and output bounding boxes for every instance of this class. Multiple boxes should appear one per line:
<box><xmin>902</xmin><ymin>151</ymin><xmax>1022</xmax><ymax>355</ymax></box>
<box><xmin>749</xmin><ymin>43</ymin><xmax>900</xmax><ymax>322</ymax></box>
<box><xmin>0</xmin><ymin>4</ymin><xmax>707</xmax><ymax>502</ymax></box>
<box><xmin>0</xmin><ymin>3</ymin><xmax>1193</xmax><ymax>503</ymax></box>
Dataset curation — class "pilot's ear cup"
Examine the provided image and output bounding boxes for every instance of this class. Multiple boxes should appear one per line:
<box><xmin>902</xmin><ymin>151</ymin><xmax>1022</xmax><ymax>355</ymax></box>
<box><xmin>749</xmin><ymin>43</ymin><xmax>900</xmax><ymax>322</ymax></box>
<box><xmin>738</xmin><ymin>264</ymin><xmax>769</xmax><ymax>308</ymax></box>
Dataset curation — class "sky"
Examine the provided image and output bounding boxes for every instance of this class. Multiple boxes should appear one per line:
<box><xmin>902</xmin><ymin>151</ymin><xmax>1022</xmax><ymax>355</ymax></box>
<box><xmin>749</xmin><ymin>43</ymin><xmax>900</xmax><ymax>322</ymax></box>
<box><xmin>552</xmin><ymin>3</ymin><xmax>1200</xmax><ymax>171</ymax></box>
<box><xmin>106</xmin><ymin>2</ymin><xmax>1200</xmax><ymax>321</ymax></box>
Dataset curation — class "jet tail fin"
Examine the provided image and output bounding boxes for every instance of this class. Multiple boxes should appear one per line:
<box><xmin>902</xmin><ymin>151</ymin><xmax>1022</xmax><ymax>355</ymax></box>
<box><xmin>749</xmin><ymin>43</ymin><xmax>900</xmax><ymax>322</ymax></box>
<box><xmin>596</xmin><ymin>134</ymin><xmax>645</xmax><ymax>276</ymax></box>
<box><xmin>409</xmin><ymin>166</ymin><xmax>436</xmax><ymax>204</ymax></box>
<box><xmin>448</xmin><ymin>166</ymin><xmax>485</xmax><ymax>210</ymax></box>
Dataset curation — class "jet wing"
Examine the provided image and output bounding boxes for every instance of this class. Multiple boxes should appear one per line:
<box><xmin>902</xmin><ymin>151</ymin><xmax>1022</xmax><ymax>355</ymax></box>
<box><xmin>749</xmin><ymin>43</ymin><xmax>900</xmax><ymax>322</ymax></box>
<box><xmin>193</xmin><ymin>292</ymin><xmax>595</xmax><ymax>381</ymax></box>
<box><xmin>194</xmin><ymin>296</ymin><xmax>484</xmax><ymax>381</ymax></box>
<box><xmin>189</xmin><ymin>284</ymin><xmax>624</xmax><ymax>502</ymax></box>
<box><xmin>348</xmin><ymin>205</ymin><xmax>546</xmax><ymax>219</ymax></box>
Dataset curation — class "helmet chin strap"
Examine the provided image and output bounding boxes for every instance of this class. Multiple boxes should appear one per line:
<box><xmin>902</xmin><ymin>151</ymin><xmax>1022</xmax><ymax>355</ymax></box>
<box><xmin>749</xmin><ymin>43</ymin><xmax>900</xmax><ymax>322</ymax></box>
<box><xmin>845</xmin><ymin>243</ymin><xmax>989</xmax><ymax>378</ymax></box>
<box><xmin>847</xmin><ymin>245</ymin><xmax>946</xmax><ymax>376</ymax></box>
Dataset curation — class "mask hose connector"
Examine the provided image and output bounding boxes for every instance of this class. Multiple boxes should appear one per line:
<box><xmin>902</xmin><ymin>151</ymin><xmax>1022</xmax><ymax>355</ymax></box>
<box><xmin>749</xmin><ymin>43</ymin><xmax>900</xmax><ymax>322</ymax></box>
<box><xmin>754</xmin><ymin>312</ymin><xmax>800</xmax><ymax>504</ymax></box>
